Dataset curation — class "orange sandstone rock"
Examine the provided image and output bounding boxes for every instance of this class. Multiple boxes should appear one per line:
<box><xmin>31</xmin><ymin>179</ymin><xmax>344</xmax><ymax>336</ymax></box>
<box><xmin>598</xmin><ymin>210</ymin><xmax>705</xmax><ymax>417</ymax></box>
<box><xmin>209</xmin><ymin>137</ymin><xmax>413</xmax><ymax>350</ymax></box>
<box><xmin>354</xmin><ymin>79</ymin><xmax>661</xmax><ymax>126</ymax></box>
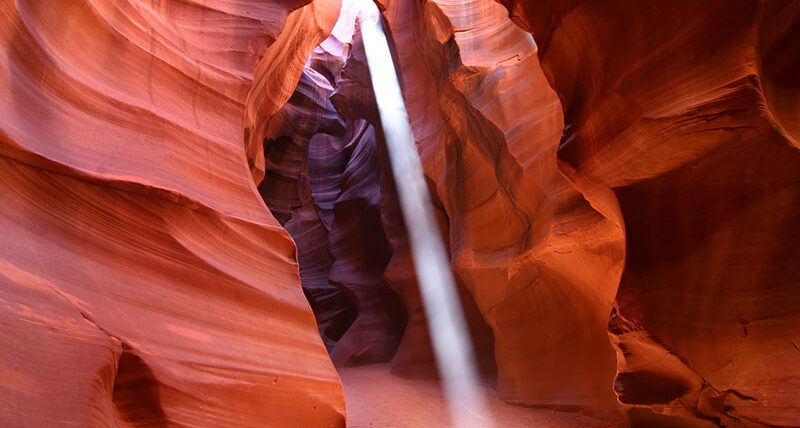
<box><xmin>379</xmin><ymin>0</ymin><xmax>626</xmax><ymax>413</ymax></box>
<box><xmin>0</xmin><ymin>0</ymin><xmax>345</xmax><ymax>426</ymax></box>
<box><xmin>3</xmin><ymin>0</ymin><xmax>799</xmax><ymax>426</ymax></box>
<box><xmin>501</xmin><ymin>0</ymin><xmax>800</xmax><ymax>425</ymax></box>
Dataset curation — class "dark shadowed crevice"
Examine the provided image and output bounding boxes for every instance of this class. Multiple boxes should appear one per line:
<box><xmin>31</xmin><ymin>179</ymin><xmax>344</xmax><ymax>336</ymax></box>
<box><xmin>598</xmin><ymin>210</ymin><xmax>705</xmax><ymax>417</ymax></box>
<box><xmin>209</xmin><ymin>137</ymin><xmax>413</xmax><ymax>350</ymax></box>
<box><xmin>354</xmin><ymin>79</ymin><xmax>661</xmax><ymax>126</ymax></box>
<box><xmin>758</xmin><ymin>0</ymin><xmax>800</xmax><ymax>148</ymax></box>
<box><xmin>252</xmin><ymin>3</ymin><xmax>497</xmax><ymax>389</ymax></box>
<box><xmin>256</xmin><ymin>26</ymin><xmax>407</xmax><ymax>364</ymax></box>
<box><xmin>112</xmin><ymin>346</ymin><xmax>167</xmax><ymax>426</ymax></box>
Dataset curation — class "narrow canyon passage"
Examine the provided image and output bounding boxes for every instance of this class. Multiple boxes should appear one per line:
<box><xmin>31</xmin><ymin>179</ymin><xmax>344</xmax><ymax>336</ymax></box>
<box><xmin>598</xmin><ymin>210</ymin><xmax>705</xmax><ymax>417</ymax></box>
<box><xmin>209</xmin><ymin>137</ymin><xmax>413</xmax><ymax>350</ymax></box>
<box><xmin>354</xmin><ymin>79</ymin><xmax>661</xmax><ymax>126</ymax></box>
<box><xmin>255</xmin><ymin>1</ymin><xmax>507</xmax><ymax>425</ymax></box>
<box><xmin>246</xmin><ymin>0</ymin><xmax>800</xmax><ymax>426</ymax></box>
<box><xmin>0</xmin><ymin>0</ymin><xmax>798</xmax><ymax>427</ymax></box>
<box><xmin>255</xmin><ymin>2</ymin><xmax>503</xmax><ymax>424</ymax></box>
<box><xmin>258</xmin><ymin>25</ymin><xmax>409</xmax><ymax>368</ymax></box>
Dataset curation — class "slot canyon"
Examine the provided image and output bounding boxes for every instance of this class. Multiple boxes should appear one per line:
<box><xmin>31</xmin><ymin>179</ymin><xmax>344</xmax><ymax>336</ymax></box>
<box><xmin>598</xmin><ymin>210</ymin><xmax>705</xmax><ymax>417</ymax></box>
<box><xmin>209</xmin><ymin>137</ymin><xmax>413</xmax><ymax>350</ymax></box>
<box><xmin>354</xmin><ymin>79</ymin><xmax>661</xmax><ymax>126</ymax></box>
<box><xmin>1</xmin><ymin>0</ymin><xmax>799</xmax><ymax>427</ymax></box>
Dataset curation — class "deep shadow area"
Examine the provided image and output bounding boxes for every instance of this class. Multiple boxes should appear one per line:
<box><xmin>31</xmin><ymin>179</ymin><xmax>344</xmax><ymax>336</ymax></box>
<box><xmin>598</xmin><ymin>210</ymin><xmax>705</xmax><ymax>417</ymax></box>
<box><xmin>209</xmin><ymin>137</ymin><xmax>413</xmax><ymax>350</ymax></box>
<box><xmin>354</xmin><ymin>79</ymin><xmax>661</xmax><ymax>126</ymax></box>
<box><xmin>112</xmin><ymin>346</ymin><xmax>167</xmax><ymax>425</ymax></box>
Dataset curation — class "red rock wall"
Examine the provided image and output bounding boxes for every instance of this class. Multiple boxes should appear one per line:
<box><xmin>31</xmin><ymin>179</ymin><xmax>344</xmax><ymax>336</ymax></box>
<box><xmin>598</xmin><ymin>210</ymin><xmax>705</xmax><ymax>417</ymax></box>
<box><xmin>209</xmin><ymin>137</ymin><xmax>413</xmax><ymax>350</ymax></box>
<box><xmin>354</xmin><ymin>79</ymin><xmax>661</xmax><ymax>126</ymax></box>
<box><xmin>496</xmin><ymin>0</ymin><xmax>800</xmax><ymax>425</ymax></box>
<box><xmin>370</xmin><ymin>0</ymin><xmax>800</xmax><ymax>424</ymax></box>
<box><xmin>375</xmin><ymin>0</ymin><xmax>626</xmax><ymax>415</ymax></box>
<box><xmin>0</xmin><ymin>0</ymin><xmax>345</xmax><ymax>426</ymax></box>
<box><xmin>3</xmin><ymin>0</ymin><xmax>799</xmax><ymax>426</ymax></box>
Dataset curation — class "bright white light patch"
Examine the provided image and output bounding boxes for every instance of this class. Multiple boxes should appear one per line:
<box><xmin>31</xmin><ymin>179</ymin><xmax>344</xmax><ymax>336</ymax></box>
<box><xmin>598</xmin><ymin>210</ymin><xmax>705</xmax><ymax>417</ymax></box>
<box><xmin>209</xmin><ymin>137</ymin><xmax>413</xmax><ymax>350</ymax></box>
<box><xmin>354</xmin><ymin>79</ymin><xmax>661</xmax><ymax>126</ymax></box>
<box><xmin>353</xmin><ymin>1</ymin><xmax>494</xmax><ymax>426</ymax></box>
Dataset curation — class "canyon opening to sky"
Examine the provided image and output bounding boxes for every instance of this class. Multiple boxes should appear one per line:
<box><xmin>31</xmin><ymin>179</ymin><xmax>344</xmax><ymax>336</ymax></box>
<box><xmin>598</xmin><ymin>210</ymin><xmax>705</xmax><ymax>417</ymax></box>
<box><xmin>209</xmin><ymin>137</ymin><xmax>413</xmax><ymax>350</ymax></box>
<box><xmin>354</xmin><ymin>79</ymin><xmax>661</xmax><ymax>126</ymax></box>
<box><xmin>1</xmin><ymin>0</ymin><xmax>799</xmax><ymax>427</ymax></box>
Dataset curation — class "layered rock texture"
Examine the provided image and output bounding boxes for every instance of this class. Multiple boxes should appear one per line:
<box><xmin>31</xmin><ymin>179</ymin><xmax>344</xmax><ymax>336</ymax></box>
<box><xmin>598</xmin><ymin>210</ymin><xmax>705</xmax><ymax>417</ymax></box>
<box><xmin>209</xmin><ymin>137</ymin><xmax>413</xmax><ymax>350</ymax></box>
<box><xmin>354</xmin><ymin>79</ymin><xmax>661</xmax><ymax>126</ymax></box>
<box><xmin>0</xmin><ymin>0</ymin><xmax>345</xmax><ymax>426</ymax></box>
<box><xmin>496</xmin><ymin>1</ymin><xmax>800</xmax><ymax>425</ymax></box>
<box><xmin>378</xmin><ymin>0</ymin><xmax>626</xmax><ymax>416</ymax></box>
<box><xmin>2</xmin><ymin>0</ymin><xmax>799</xmax><ymax>427</ymax></box>
<box><xmin>257</xmin><ymin>29</ymin><xmax>407</xmax><ymax>367</ymax></box>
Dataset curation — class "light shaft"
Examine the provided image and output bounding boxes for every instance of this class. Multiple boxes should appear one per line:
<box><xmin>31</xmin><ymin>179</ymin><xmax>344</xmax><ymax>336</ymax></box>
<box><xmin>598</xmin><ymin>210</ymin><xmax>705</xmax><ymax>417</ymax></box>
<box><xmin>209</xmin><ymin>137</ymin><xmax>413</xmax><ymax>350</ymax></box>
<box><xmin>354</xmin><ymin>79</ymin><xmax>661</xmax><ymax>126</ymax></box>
<box><xmin>356</xmin><ymin>1</ymin><xmax>494</xmax><ymax>426</ymax></box>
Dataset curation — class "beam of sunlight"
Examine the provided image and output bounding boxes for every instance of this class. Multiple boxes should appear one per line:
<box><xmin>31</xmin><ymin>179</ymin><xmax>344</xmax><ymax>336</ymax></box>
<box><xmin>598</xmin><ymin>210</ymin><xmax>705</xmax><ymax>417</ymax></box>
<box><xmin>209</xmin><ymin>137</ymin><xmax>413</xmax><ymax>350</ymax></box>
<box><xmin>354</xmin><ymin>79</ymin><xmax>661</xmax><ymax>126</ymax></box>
<box><xmin>355</xmin><ymin>1</ymin><xmax>494</xmax><ymax>427</ymax></box>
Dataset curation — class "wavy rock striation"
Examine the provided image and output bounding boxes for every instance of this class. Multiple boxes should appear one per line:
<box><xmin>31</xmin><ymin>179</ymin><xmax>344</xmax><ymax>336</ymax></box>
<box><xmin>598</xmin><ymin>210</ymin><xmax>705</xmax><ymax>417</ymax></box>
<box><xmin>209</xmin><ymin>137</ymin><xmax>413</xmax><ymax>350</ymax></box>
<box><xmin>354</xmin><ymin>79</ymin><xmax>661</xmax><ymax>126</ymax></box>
<box><xmin>375</xmin><ymin>0</ymin><xmax>625</xmax><ymax>414</ymax></box>
<box><xmin>498</xmin><ymin>0</ymin><xmax>800</xmax><ymax>425</ymax></box>
<box><xmin>257</xmin><ymin>33</ymin><xmax>407</xmax><ymax>366</ymax></box>
<box><xmin>0</xmin><ymin>0</ymin><xmax>345</xmax><ymax>426</ymax></box>
<box><xmin>257</xmin><ymin>9</ymin><xmax>500</xmax><ymax>378</ymax></box>
<box><xmin>3</xmin><ymin>0</ymin><xmax>799</xmax><ymax>426</ymax></box>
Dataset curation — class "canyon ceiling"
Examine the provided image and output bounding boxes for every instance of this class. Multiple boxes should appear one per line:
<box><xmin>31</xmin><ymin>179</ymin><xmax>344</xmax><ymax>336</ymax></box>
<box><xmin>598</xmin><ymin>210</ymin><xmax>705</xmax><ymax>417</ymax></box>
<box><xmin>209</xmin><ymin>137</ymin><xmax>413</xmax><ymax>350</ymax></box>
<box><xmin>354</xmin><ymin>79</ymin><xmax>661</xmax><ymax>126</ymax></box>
<box><xmin>0</xmin><ymin>0</ymin><xmax>798</xmax><ymax>427</ymax></box>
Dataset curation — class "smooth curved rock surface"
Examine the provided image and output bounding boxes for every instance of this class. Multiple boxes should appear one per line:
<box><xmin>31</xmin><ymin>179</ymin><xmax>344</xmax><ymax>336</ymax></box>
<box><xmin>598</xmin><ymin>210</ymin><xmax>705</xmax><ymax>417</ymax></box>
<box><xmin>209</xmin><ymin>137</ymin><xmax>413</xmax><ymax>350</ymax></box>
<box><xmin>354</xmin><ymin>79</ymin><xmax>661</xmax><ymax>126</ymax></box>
<box><xmin>500</xmin><ymin>0</ymin><xmax>800</xmax><ymax>425</ymax></box>
<box><xmin>377</xmin><ymin>0</ymin><xmax>625</xmax><ymax>414</ymax></box>
<box><xmin>3</xmin><ymin>0</ymin><xmax>799</xmax><ymax>426</ymax></box>
<box><xmin>0</xmin><ymin>1</ymin><xmax>345</xmax><ymax>426</ymax></box>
